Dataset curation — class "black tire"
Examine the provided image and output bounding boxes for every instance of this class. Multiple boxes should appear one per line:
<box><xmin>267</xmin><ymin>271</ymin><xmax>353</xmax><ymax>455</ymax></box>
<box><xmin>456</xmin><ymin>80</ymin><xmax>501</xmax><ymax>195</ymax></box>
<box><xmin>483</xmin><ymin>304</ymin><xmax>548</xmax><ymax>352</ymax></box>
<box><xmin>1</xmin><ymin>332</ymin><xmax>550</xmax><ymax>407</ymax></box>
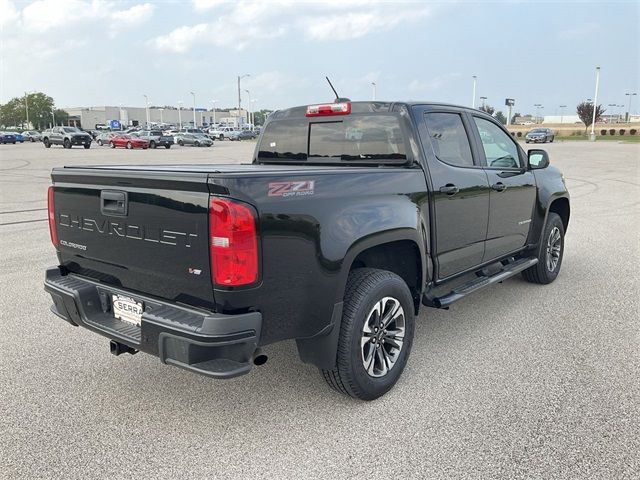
<box><xmin>150</xmin><ymin>141</ymin><xmax>156</xmax><ymax>149</ymax></box>
<box><xmin>97</xmin><ymin>139</ymin><xmax>103</xmax><ymax>146</ymax></box>
<box><xmin>219</xmin><ymin>134</ymin><xmax>224</xmax><ymax>140</ymax></box>
<box><xmin>550</xmin><ymin>136</ymin><xmax>554</xmax><ymax>143</ymax></box>
<box><xmin>44</xmin><ymin>138</ymin><xmax>51</xmax><ymax>148</ymax></box>
<box><xmin>110</xmin><ymin>142</ymin><xmax>115</xmax><ymax>148</ymax></box>
<box><xmin>522</xmin><ymin>212</ymin><xmax>565</xmax><ymax>284</ymax></box>
<box><xmin>30</xmin><ymin>138</ymin><xmax>35</xmax><ymax>143</ymax></box>
<box><xmin>178</xmin><ymin>140</ymin><xmax>184</xmax><ymax>146</ymax></box>
<box><xmin>194</xmin><ymin>141</ymin><xmax>200</xmax><ymax>147</ymax></box>
<box><xmin>165</xmin><ymin>144</ymin><xmax>171</xmax><ymax>149</ymax></box>
<box><xmin>83</xmin><ymin>144</ymin><xmax>90</xmax><ymax>149</ymax></box>
<box><xmin>321</xmin><ymin>268</ymin><xmax>415</xmax><ymax>401</ymax></box>
<box><xmin>126</xmin><ymin>142</ymin><xmax>132</xmax><ymax>149</ymax></box>
<box><xmin>63</xmin><ymin>138</ymin><xmax>71</xmax><ymax>149</ymax></box>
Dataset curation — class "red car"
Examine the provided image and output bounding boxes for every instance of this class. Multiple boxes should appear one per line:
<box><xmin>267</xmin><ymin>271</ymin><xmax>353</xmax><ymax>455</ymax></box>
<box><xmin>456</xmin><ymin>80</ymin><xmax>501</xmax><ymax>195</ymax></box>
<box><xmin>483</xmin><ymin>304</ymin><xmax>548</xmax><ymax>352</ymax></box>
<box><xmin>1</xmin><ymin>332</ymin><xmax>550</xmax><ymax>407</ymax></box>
<box><xmin>109</xmin><ymin>134</ymin><xmax>150</xmax><ymax>149</ymax></box>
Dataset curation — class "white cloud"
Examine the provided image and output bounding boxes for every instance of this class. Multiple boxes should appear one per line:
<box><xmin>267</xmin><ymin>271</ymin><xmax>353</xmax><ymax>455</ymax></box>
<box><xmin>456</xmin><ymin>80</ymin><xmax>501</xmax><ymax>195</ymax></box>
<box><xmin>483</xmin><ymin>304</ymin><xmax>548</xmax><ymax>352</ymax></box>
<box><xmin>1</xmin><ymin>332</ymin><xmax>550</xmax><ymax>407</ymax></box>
<box><xmin>409</xmin><ymin>74</ymin><xmax>461</xmax><ymax>92</ymax></box>
<box><xmin>152</xmin><ymin>1</ymin><xmax>432</xmax><ymax>52</ymax></box>
<box><xmin>19</xmin><ymin>0</ymin><xmax>154</xmax><ymax>33</ymax></box>
<box><xmin>191</xmin><ymin>0</ymin><xmax>227</xmax><ymax>12</ymax></box>
<box><xmin>0</xmin><ymin>0</ymin><xmax>20</xmax><ymax>28</ymax></box>
<box><xmin>110</xmin><ymin>3</ymin><xmax>154</xmax><ymax>27</ymax></box>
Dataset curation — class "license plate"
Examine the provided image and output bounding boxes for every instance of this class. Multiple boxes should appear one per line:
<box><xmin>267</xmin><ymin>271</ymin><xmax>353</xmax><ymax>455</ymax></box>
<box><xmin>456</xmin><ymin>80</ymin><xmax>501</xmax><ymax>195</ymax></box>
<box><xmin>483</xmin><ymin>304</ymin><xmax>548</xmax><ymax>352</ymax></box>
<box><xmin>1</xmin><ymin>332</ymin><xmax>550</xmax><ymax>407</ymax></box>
<box><xmin>112</xmin><ymin>294</ymin><xmax>144</xmax><ymax>326</ymax></box>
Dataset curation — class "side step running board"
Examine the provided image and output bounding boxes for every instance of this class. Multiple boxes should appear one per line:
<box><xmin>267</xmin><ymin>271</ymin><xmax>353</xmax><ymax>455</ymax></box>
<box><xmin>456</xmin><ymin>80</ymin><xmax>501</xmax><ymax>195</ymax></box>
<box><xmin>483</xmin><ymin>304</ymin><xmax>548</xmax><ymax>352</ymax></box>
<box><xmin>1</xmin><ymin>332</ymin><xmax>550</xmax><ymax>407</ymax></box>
<box><xmin>423</xmin><ymin>257</ymin><xmax>538</xmax><ymax>309</ymax></box>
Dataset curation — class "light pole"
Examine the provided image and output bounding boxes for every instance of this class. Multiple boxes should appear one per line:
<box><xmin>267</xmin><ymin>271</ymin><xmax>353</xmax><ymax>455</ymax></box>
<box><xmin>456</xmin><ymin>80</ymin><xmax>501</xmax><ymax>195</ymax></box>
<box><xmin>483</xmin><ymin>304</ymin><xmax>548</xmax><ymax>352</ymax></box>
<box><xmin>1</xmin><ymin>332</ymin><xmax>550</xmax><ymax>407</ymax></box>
<box><xmin>618</xmin><ymin>104</ymin><xmax>624</xmax><ymax>122</ymax></box>
<box><xmin>480</xmin><ymin>96</ymin><xmax>487</xmax><ymax>109</ymax></box>
<box><xmin>559</xmin><ymin>105</ymin><xmax>567</xmax><ymax>124</ymax></box>
<box><xmin>24</xmin><ymin>92</ymin><xmax>29</xmax><ymax>129</ymax></box>
<box><xmin>143</xmin><ymin>95</ymin><xmax>150</xmax><ymax>126</ymax></box>
<box><xmin>245</xmin><ymin>89</ymin><xmax>252</xmax><ymax>126</ymax></box>
<box><xmin>590</xmin><ymin>66</ymin><xmax>601</xmax><ymax>140</ymax></box>
<box><xmin>608</xmin><ymin>104</ymin><xmax>617</xmax><ymax>124</ymax></box>
<box><xmin>625</xmin><ymin>93</ymin><xmax>637</xmax><ymax>123</ymax></box>
<box><xmin>534</xmin><ymin>104</ymin><xmax>542</xmax><ymax>123</ymax></box>
<box><xmin>371</xmin><ymin>82</ymin><xmax>377</xmax><ymax>101</ymax></box>
<box><xmin>51</xmin><ymin>106</ymin><xmax>55</xmax><ymax>127</ymax></box>
<box><xmin>190</xmin><ymin>92</ymin><xmax>196</xmax><ymax>127</ymax></box>
<box><xmin>159</xmin><ymin>108</ymin><xmax>164</xmax><ymax>124</ymax></box>
<box><xmin>251</xmin><ymin>99</ymin><xmax>258</xmax><ymax>126</ymax></box>
<box><xmin>471</xmin><ymin>75</ymin><xmax>477</xmax><ymax>108</ymax></box>
<box><xmin>237</xmin><ymin>74</ymin><xmax>251</xmax><ymax>122</ymax></box>
<box><xmin>211</xmin><ymin>100</ymin><xmax>218</xmax><ymax>126</ymax></box>
<box><xmin>178</xmin><ymin>100</ymin><xmax>183</xmax><ymax>129</ymax></box>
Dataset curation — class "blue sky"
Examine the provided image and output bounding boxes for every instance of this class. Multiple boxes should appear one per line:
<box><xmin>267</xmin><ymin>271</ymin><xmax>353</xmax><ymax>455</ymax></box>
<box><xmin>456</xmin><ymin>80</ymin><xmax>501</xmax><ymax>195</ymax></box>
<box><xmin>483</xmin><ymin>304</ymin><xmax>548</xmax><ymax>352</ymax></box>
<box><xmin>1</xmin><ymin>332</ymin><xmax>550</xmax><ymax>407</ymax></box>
<box><xmin>1</xmin><ymin>0</ymin><xmax>638</xmax><ymax>116</ymax></box>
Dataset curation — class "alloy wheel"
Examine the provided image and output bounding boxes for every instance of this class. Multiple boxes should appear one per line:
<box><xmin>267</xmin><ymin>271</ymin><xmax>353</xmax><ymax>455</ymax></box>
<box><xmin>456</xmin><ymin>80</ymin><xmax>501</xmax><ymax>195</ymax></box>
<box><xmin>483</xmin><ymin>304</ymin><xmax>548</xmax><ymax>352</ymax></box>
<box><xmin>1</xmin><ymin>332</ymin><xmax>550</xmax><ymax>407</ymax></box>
<box><xmin>361</xmin><ymin>296</ymin><xmax>405</xmax><ymax>378</ymax></box>
<box><xmin>546</xmin><ymin>226</ymin><xmax>562</xmax><ymax>272</ymax></box>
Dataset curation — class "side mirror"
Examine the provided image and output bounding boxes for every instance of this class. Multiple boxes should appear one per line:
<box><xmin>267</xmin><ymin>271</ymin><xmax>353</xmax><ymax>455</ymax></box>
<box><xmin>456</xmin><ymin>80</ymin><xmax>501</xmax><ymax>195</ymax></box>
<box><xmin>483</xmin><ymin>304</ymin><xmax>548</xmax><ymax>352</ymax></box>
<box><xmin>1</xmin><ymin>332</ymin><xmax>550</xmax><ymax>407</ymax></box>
<box><xmin>528</xmin><ymin>149</ymin><xmax>550</xmax><ymax>169</ymax></box>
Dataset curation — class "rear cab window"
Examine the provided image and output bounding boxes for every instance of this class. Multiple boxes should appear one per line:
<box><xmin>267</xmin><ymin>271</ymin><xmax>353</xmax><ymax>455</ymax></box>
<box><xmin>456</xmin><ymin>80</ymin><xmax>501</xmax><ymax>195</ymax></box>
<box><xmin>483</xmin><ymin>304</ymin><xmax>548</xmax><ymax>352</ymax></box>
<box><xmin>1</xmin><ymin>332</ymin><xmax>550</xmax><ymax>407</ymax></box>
<box><xmin>257</xmin><ymin>113</ymin><xmax>407</xmax><ymax>164</ymax></box>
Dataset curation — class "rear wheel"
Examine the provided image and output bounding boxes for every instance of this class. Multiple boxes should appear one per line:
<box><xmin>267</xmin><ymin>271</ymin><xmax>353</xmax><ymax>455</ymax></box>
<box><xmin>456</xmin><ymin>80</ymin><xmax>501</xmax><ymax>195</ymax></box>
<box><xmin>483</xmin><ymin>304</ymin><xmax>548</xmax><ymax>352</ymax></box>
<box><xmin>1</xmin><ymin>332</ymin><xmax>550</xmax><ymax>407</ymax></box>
<box><xmin>550</xmin><ymin>136</ymin><xmax>554</xmax><ymax>143</ymax></box>
<box><xmin>165</xmin><ymin>144</ymin><xmax>171</xmax><ymax>149</ymax></box>
<box><xmin>522</xmin><ymin>212</ymin><xmax>565</xmax><ymax>284</ymax></box>
<box><xmin>321</xmin><ymin>268</ymin><xmax>415</xmax><ymax>400</ymax></box>
<box><xmin>178</xmin><ymin>140</ymin><xmax>184</xmax><ymax>146</ymax></box>
<box><xmin>97</xmin><ymin>139</ymin><xmax>103</xmax><ymax>146</ymax></box>
<box><xmin>83</xmin><ymin>144</ymin><xmax>90</xmax><ymax>149</ymax></box>
<box><xmin>44</xmin><ymin>138</ymin><xmax>51</xmax><ymax>148</ymax></box>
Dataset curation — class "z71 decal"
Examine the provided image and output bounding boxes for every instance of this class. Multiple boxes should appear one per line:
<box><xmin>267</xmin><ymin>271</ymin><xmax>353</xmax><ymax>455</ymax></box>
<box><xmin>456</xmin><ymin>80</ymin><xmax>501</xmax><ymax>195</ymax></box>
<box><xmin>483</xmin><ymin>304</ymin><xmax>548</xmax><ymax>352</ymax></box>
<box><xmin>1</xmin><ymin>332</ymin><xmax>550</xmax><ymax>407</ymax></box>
<box><xmin>268</xmin><ymin>180</ymin><xmax>315</xmax><ymax>197</ymax></box>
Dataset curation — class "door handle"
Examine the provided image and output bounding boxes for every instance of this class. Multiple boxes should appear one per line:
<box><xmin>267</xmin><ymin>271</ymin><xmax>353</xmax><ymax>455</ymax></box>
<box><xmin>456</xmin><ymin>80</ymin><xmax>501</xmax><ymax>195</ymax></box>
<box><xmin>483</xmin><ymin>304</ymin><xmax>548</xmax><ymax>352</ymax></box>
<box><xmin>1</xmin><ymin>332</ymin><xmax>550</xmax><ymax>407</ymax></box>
<box><xmin>101</xmin><ymin>190</ymin><xmax>128</xmax><ymax>216</ymax></box>
<box><xmin>491</xmin><ymin>182</ymin><xmax>507</xmax><ymax>192</ymax></box>
<box><xmin>439</xmin><ymin>184</ymin><xmax>459</xmax><ymax>195</ymax></box>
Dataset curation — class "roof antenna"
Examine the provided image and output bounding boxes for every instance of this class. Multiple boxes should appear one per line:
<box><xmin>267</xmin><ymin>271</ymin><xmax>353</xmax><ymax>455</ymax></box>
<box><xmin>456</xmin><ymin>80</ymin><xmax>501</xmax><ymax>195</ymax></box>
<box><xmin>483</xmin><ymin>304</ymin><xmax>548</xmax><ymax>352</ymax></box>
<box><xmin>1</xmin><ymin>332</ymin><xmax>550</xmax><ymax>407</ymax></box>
<box><xmin>325</xmin><ymin>76</ymin><xmax>350</xmax><ymax>103</ymax></box>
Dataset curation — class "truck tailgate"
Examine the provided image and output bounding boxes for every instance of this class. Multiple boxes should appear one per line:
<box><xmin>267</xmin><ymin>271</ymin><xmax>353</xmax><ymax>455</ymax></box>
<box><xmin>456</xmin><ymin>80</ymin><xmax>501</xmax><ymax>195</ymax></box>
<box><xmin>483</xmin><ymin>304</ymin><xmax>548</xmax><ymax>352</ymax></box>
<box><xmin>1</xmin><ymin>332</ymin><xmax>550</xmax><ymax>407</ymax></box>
<box><xmin>51</xmin><ymin>167</ymin><xmax>214</xmax><ymax>309</ymax></box>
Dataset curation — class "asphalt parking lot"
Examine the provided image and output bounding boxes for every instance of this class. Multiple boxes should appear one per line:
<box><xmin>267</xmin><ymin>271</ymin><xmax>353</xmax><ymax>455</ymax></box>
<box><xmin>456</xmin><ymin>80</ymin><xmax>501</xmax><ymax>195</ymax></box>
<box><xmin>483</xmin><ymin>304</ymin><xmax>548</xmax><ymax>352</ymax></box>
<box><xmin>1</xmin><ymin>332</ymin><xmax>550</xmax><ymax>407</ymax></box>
<box><xmin>1</xmin><ymin>140</ymin><xmax>638</xmax><ymax>479</ymax></box>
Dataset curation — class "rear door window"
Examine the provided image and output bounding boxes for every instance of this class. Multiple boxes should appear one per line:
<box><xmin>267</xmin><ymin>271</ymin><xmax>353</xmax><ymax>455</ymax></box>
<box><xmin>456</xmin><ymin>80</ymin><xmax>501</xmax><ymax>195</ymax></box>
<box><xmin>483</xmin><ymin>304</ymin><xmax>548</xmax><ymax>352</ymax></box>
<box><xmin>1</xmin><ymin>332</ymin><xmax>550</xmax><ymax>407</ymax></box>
<box><xmin>423</xmin><ymin>113</ymin><xmax>474</xmax><ymax>167</ymax></box>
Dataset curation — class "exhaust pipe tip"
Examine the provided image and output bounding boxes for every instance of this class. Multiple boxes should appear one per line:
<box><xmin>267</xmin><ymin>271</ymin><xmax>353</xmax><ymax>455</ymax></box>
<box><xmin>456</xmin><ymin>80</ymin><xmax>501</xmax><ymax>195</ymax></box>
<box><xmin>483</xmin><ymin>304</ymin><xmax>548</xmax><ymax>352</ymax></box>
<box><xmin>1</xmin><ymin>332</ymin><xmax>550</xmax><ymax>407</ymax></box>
<box><xmin>252</xmin><ymin>348</ymin><xmax>268</xmax><ymax>366</ymax></box>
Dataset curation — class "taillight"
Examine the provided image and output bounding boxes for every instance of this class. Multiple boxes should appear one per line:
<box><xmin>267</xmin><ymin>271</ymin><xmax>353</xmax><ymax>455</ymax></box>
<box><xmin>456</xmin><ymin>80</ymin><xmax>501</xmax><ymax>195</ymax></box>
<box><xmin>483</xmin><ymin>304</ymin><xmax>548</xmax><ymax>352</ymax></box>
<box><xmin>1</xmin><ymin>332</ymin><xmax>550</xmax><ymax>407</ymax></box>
<box><xmin>47</xmin><ymin>186</ymin><xmax>59</xmax><ymax>247</ymax></box>
<box><xmin>209</xmin><ymin>197</ymin><xmax>258</xmax><ymax>287</ymax></box>
<box><xmin>306</xmin><ymin>102</ymin><xmax>351</xmax><ymax>117</ymax></box>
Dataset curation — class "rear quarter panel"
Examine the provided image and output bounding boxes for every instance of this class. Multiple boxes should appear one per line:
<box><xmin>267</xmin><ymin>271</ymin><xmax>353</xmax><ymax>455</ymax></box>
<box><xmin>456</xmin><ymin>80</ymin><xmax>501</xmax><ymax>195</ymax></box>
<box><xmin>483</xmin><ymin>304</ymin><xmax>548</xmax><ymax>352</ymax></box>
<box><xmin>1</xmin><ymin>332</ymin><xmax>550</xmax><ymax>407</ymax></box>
<box><xmin>211</xmin><ymin>168</ymin><xmax>429</xmax><ymax>344</ymax></box>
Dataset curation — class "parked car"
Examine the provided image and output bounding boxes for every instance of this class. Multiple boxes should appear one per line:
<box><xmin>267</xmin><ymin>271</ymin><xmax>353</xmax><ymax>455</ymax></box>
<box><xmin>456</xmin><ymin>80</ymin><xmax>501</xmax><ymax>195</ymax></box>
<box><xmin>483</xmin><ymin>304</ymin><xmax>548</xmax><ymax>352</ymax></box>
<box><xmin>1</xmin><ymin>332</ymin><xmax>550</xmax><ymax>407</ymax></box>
<box><xmin>44</xmin><ymin>100</ymin><xmax>570</xmax><ymax>400</ymax></box>
<box><xmin>228</xmin><ymin>130</ymin><xmax>257</xmax><ymax>141</ymax></box>
<box><xmin>22</xmin><ymin>131</ymin><xmax>42</xmax><ymax>142</ymax></box>
<box><xmin>42</xmin><ymin>126</ymin><xmax>92</xmax><ymax>149</ymax></box>
<box><xmin>10</xmin><ymin>132</ymin><xmax>25</xmax><ymax>143</ymax></box>
<box><xmin>109</xmin><ymin>134</ymin><xmax>150</xmax><ymax>149</ymax></box>
<box><xmin>526</xmin><ymin>128</ymin><xmax>554</xmax><ymax>143</ymax></box>
<box><xmin>209</xmin><ymin>126</ymin><xmax>238</xmax><ymax>140</ymax></box>
<box><xmin>175</xmin><ymin>133</ymin><xmax>213</xmax><ymax>147</ymax></box>
<box><xmin>96</xmin><ymin>131</ymin><xmax>121</xmax><ymax>146</ymax></box>
<box><xmin>131</xmin><ymin>130</ymin><xmax>174</xmax><ymax>149</ymax></box>
<box><xmin>0</xmin><ymin>132</ymin><xmax>17</xmax><ymax>144</ymax></box>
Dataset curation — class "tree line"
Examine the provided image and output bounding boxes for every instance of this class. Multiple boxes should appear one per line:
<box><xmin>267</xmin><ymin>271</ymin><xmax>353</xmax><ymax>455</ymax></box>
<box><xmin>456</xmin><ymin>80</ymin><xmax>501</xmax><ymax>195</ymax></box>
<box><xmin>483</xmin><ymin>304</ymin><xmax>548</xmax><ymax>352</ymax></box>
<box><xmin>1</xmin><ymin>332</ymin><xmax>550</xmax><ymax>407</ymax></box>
<box><xmin>0</xmin><ymin>92</ymin><xmax>68</xmax><ymax>129</ymax></box>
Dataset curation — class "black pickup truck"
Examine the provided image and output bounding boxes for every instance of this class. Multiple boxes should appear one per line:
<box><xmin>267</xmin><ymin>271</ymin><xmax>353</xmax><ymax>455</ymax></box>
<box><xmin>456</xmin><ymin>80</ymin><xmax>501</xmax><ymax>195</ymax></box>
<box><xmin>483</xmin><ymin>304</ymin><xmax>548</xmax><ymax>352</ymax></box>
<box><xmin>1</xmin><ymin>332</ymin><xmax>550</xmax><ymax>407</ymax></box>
<box><xmin>44</xmin><ymin>101</ymin><xmax>569</xmax><ymax>400</ymax></box>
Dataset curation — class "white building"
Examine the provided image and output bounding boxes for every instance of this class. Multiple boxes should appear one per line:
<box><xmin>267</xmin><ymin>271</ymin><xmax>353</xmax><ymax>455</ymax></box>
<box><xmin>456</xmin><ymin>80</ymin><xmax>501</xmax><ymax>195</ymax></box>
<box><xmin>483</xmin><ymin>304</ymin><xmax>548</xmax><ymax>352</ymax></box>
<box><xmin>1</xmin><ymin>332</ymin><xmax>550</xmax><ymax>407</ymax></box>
<box><xmin>63</xmin><ymin>106</ymin><xmax>248</xmax><ymax>129</ymax></box>
<box><xmin>542</xmin><ymin>115</ymin><xmax>581</xmax><ymax>124</ymax></box>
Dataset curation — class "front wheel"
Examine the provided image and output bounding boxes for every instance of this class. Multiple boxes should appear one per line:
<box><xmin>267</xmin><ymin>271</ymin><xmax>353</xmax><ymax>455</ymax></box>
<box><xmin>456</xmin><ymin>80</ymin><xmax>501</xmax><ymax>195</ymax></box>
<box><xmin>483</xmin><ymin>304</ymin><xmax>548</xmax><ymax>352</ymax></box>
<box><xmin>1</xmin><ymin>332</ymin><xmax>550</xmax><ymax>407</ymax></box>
<box><xmin>110</xmin><ymin>142</ymin><xmax>115</xmax><ymax>148</ymax></box>
<box><xmin>321</xmin><ymin>268</ymin><xmax>415</xmax><ymax>400</ymax></box>
<box><xmin>63</xmin><ymin>138</ymin><xmax>71</xmax><ymax>149</ymax></box>
<box><xmin>550</xmin><ymin>136</ymin><xmax>554</xmax><ymax>143</ymax></box>
<box><xmin>150</xmin><ymin>141</ymin><xmax>156</xmax><ymax>149</ymax></box>
<box><xmin>522</xmin><ymin>212</ymin><xmax>565</xmax><ymax>284</ymax></box>
<box><xmin>165</xmin><ymin>144</ymin><xmax>171</xmax><ymax>149</ymax></box>
<box><xmin>97</xmin><ymin>139</ymin><xmax>103</xmax><ymax>146</ymax></box>
<box><xmin>44</xmin><ymin>138</ymin><xmax>51</xmax><ymax>148</ymax></box>
<box><xmin>83</xmin><ymin>144</ymin><xmax>90</xmax><ymax>149</ymax></box>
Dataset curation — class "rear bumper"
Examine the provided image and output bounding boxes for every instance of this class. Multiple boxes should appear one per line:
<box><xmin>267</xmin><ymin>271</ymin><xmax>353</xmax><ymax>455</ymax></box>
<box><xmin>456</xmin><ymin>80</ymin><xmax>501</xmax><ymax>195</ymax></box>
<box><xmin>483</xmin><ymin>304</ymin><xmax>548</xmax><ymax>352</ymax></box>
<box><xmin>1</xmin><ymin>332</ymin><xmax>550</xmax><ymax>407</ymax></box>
<box><xmin>44</xmin><ymin>267</ymin><xmax>262</xmax><ymax>379</ymax></box>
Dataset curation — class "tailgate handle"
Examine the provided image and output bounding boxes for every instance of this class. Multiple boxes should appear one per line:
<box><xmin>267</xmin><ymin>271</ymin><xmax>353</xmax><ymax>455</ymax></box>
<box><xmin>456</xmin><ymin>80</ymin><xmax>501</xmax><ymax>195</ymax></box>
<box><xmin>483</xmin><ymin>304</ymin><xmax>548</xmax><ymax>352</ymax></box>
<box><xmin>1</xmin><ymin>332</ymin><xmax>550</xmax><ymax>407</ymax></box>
<box><xmin>101</xmin><ymin>190</ymin><xmax>128</xmax><ymax>216</ymax></box>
